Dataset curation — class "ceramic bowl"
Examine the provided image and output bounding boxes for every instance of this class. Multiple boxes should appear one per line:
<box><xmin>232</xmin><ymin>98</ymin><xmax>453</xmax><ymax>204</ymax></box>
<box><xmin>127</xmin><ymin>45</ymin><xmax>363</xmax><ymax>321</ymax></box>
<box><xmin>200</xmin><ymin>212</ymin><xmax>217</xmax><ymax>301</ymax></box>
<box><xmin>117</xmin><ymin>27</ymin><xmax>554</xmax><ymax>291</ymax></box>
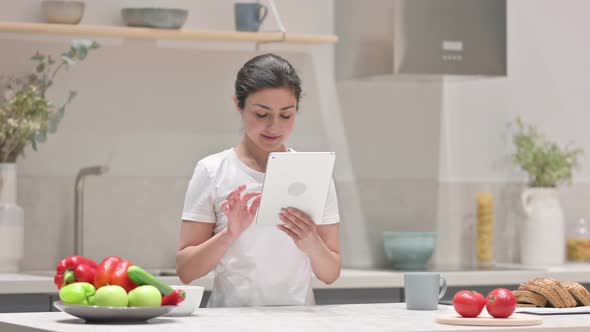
<box><xmin>164</xmin><ymin>285</ymin><xmax>204</xmax><ymax>317</ymax></box>
<box><xmin>383</xmin><ymin>232</ymin><xmax>436</xmax><ymax>270</ymax></box>
<box><xmin>41</xmin><ymin>0</ymin><xmax>85</xmax><ymax>25</ymax></box>
<box><xmin>121</xmin><ymin>8</ymin><xmax>189</xmax><ymax>29</ymax></box>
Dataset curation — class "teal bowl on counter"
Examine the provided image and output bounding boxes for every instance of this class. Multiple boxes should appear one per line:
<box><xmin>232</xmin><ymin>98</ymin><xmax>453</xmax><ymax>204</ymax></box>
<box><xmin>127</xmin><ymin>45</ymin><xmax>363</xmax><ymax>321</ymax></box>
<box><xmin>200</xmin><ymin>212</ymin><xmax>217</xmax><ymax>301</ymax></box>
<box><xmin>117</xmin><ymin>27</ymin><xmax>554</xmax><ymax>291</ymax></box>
<box><xmin>383</xmin><ymin>232</ymin><xmax>436</xmax><ymax>270</ymax></box>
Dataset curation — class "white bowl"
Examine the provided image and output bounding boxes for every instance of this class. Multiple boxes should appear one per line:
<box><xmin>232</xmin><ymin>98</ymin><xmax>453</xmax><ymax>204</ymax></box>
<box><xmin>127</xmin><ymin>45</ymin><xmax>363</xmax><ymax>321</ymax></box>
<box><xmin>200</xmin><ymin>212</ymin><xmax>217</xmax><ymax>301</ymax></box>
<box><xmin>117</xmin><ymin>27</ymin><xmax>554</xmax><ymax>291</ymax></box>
<box><xmin>164</xmin><ymin>285</ymin><xmax>204</xmax><ymax>317</ymax></box>
<box><xmin>41</xmin><ymin>0</ymin><xmax>85</xmax><ymax>25</ymax></box>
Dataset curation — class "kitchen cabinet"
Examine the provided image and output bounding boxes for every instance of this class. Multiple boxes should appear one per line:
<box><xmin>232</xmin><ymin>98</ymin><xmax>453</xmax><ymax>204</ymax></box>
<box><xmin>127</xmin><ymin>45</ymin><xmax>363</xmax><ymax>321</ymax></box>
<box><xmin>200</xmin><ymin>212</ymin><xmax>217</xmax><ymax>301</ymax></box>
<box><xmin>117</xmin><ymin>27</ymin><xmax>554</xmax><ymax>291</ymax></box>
<box><xmin>0</xmin><ymin>294</ymin><xmax>53</xmax><ymax>313</ymax></box>
<box><xmin>315</xmin><ymin>288</ymin><xmax>402</xmax><ymax>305</ymax></box>
<box><xmin>0</xmin><ymin>289</ymin><xmax>401</xmax><ymax>312</ymax></box>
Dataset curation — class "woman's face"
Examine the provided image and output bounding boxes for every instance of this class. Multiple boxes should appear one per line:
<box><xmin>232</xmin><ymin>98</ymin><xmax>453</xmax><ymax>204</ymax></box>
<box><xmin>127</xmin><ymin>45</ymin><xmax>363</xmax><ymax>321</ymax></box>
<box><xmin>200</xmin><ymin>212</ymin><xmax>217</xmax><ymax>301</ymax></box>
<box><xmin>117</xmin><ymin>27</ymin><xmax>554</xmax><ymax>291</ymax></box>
<box><xmin>237</xmin><ymin>88</ymin><xmax>297</xmax><ymax>152</ymax></box>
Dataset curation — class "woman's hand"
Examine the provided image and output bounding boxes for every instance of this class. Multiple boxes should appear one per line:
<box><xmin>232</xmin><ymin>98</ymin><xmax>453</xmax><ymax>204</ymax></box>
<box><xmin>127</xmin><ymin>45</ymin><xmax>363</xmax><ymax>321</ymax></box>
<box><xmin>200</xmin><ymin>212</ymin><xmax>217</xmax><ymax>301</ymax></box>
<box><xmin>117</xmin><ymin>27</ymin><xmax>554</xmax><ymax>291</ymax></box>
<box><xmin>278</xmin><ymin>208</ymin><xmax>323</xmax><ymax>255</ymax></box>
<box><xmin>222</xmin><ymin>185</ymin><xmax>261</xmax><ymax>240</ymax></box>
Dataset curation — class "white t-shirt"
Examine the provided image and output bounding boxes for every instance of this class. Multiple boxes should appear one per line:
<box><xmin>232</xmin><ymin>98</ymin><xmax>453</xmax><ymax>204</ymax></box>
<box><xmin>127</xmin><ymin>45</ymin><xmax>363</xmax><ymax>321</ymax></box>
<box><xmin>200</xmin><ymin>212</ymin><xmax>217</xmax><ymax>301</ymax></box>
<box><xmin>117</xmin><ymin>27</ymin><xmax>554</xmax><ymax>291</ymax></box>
<box><xmin>181</xmin><ymin>148</ymin><xmax>340</xmax><ymax>307</ymax></box>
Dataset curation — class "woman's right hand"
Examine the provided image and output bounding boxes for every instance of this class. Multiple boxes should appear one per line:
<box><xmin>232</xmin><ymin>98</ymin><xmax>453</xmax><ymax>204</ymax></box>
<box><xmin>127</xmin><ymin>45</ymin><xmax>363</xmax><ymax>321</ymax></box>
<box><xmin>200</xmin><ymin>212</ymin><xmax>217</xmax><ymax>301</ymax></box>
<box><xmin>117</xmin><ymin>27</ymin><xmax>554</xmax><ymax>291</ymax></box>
<box><xmin>222</xmin><ymin>184</ymin><xmax>262</xmax><ymax>240</ymax></box>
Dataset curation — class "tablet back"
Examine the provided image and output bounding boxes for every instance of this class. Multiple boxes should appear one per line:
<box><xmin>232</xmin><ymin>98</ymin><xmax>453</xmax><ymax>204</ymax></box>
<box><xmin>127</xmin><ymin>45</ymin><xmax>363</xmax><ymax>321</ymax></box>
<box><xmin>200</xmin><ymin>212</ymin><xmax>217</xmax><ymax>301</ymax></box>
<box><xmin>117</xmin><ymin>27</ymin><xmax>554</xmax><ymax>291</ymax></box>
<box><xmin>255</xmin><ymin>152</ymin><xmax>335</xmax><ymax>226</ymax></box>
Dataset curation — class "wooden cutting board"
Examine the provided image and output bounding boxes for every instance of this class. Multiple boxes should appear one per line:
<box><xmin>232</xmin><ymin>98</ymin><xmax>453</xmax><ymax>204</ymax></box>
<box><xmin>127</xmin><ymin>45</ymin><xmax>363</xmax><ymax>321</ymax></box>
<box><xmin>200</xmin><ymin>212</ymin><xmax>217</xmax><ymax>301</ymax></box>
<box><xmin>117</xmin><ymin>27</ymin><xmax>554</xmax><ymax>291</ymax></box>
<box><xmin>435</xmin><ymin>313</ymin><xmax>543</xmax><ymax>326</ymax></box>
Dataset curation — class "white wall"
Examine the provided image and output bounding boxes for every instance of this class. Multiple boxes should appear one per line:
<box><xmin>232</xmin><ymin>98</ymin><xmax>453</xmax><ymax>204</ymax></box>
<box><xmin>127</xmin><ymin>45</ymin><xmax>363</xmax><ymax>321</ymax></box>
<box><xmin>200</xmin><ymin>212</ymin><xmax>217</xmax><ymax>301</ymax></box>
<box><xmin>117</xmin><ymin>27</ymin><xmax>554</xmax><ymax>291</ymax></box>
<box><xmin>8</xmin><ymin>0</ymin><xmax>589</xmax><ymax>272</ymax></box>
<box><xmin>336</xmin><ymin>79</ymin><xmax>442</xmax><ymax>266</ymax></box>
<box><xmin>1</xmin><ymin>0</ymin><xmax>348</xmax><ymax>270</ymax></box>
<box><xmin>434</xmin><ymin>0</ymin><xmax>590</xmax><ymax>266</ymax></box>
<box><xmin>440</xmin><ymin>0</ymin><xmax>590</xmax><ymax>182</ymax></box>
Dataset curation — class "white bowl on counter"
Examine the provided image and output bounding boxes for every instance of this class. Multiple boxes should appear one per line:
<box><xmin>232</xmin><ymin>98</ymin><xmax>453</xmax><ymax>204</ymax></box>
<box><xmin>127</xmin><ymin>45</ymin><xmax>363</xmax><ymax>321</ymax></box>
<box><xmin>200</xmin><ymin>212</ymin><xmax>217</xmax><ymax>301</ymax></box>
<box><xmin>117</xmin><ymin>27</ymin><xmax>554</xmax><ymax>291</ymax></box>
<box><xmin>164</xmin><ymin>285</ymin><xmax>205</xmax><ymax>316</ymax></box>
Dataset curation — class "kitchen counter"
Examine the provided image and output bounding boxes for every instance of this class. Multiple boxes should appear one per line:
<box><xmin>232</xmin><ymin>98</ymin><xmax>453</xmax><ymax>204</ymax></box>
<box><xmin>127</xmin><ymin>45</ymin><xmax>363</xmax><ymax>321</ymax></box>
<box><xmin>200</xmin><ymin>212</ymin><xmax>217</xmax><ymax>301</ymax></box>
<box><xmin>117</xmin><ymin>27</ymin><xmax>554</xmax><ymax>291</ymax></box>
<box><xmin>3</xmin><ymin>264</ymin><xmax>590</xmax><ymax>294</ymax></box>
<box><xmin>0</xmin><ymin>303</ymin><xmax>588</xmax><ymax>332</ymax></box>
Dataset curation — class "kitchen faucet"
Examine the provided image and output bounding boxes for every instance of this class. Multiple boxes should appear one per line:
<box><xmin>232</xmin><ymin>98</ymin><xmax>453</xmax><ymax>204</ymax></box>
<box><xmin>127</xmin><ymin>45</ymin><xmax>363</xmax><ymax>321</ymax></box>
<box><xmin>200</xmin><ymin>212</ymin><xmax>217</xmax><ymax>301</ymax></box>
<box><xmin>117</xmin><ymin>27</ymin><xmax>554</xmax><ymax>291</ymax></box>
<box><xmin>74</xmin><ymin>165</ymin><xmax>109</xmax><ymax>256</ymax></box>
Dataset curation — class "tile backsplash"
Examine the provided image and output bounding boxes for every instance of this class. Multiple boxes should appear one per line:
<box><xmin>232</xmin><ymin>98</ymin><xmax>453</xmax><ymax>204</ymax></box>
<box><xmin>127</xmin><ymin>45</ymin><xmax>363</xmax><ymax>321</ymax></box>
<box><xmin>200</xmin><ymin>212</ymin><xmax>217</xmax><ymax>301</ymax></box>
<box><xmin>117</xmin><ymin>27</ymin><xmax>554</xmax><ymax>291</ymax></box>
<box><xmin>17</xmin><ymin>174</ymin><xmax>590</xmax><ymax>271</ymax></box>
<box><xmin>19</xmin><ymin>175</ymin><xmax>188</xmax><ymax>270</ymax></box>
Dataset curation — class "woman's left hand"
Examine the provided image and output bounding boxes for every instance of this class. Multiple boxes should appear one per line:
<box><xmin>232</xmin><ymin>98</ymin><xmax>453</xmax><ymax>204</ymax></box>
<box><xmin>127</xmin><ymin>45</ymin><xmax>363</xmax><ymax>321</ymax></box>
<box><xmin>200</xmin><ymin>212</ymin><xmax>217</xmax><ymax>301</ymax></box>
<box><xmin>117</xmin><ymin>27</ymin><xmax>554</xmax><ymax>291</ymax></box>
<box><xmin>277</xmin><ymin>208</ymin><xmax>323</xmax><ymax>255</ymax></box>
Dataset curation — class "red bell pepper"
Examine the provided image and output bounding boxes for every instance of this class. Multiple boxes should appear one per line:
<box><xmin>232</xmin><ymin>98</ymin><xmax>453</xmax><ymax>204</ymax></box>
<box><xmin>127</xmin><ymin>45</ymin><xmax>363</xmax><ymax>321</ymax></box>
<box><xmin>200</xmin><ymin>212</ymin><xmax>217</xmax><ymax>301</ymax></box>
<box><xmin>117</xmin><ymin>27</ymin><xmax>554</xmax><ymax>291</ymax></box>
<box><xmin>54</xmin><ymin>255</ymin><xmax>98</xmax><ymax>290</ymax></box>
<box><xmin>162</xmin><ymin>289</ymin><xmax>186</xmax><ymax>306</ymax></box>
<box><xmin>93</xmin><ymin>256</ymin><xmax>137</xmax><ymax>292</ymax></box>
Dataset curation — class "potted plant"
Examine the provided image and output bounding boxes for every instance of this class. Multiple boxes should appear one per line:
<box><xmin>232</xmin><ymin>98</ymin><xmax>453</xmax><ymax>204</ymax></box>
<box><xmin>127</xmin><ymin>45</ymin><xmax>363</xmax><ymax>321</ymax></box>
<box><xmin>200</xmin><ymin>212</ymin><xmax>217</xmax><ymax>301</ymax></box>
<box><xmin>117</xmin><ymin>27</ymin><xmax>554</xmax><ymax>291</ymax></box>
<box><xmin>0</xmin><ymin>39</ymin><xmax>98</xmax><ymax>272</ymax></box>
<box><xmin>512</xmin><ymin>117</ymin><xmax>583</xmax><ymax>266</ymax></box>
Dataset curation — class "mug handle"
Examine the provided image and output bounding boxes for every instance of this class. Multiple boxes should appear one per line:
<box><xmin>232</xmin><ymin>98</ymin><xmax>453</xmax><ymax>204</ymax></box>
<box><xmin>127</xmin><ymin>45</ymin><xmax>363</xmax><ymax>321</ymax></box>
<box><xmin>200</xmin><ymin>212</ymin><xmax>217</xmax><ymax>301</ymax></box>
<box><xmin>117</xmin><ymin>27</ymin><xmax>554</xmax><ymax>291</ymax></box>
<box><xmin>258</xmin><ymin>4</ymin><xmax>268</xmax><ymax>24</ymax></box>
<box><xmin>438</xmin><ymin>276</ymin><xmax>447</xmax><ymax>300</ymax></box>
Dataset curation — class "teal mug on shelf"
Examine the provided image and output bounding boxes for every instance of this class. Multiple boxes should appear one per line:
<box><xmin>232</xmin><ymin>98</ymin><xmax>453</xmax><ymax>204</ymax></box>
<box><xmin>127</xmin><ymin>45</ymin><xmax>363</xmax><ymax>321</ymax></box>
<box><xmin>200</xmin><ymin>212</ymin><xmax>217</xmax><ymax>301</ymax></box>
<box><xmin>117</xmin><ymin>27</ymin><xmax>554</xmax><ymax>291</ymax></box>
<box><xmin>234</xmin><ymin>3</ymin><xmax>268</xmax><ymax>32</ymax></box>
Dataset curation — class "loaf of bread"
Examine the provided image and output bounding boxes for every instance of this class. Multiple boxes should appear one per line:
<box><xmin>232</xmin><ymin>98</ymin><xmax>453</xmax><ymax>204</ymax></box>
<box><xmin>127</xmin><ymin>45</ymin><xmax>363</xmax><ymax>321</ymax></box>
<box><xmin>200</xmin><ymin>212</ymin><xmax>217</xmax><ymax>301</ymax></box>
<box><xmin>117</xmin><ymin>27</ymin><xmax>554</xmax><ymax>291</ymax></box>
<box><xmin>562</xmin><ymin>281</ymin><xmax>590</xmax><ymax>306</ymax></box>
<box><xmin>512</xmin><ymin>290</ymin><xmax>547</xmax><ymax>307</ymax></box>
<box><xmin>514</xmin><ymin>278</ymin><xmax>589</xmax><ymax>308</ymax></box>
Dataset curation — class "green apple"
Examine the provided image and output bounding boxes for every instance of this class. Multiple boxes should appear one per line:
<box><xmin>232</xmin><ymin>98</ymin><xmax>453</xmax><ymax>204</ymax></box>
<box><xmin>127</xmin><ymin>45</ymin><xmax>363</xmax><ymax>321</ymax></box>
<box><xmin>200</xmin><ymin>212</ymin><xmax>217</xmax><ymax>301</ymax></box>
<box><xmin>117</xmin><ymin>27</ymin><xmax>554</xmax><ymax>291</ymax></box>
<box><xmin>94</xmin><ymin>285</ymin><xmax>128</xmax><ymax>307</ymax></box>
<box><xmin>127</xmin><ymin>285</ymin><xmax>162</xmax><ymax>307</ymax></box>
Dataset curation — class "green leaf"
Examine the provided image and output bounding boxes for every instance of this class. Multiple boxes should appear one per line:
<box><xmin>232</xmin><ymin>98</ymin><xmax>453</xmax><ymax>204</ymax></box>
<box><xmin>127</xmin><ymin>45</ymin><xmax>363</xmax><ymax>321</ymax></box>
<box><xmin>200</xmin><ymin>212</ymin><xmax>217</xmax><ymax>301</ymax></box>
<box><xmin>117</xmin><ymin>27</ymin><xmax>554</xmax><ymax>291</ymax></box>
<box><xmin>48</xmin><ymin>109</ymin><xmax>65</xmax><ymax>134</ymax></box>
<box><xmin>34</xmin><ymin>131</ymin><xmax>47</xmax><ymax>143</ymax></box>
<box><xmin>77</xmin><ymin>47</ymin><xmax>88</xmax><ymax>60</ymax></box>
<box><xmin>72</xmin><ymin>39</ymin><xmax>96</xmax><ymax>50</ymax></box>
<box><xmin>31</xmin><ymin>52</ymin><xmax>44</xmax><ymax>61</ymax></box>
<box><xmin>61</xmin><ymin>55</ymin><xmax>75</xmax><ymax>65</ymax></box>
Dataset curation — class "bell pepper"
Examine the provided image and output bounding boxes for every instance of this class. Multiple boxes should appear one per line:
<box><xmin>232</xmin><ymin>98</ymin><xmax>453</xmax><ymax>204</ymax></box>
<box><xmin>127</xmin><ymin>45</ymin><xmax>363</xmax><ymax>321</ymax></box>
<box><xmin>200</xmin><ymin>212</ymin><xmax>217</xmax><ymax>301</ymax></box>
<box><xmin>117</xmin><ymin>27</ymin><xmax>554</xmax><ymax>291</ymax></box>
<box><xmin>59</xmin><ymin>282</ymin><xmax>96</xmax><ymax>305</ymax></box>
<box><xmin>93</xmin><ymin>256</ymin><xmax>137</xmax><ymax>292</ymax></box>
<box><xmin>54</xmin><ymin>255</ymin><xmax>98</xmax><ymax>290</ymax></box>
<box><xmin>162</xmin><ymin>289</ymin><xmax>186</xmax><ymax>306</ymax></box>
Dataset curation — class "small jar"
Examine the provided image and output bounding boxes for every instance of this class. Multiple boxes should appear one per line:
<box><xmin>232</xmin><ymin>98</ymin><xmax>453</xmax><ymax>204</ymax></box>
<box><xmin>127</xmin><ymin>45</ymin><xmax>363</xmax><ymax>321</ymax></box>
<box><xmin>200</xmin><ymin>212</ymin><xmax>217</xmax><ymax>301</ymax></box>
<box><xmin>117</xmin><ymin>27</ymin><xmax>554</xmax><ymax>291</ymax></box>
<box><xmin>566</xmin><ymin>218</ymin><xmax>590</xmax><ymax>262</ymax></box>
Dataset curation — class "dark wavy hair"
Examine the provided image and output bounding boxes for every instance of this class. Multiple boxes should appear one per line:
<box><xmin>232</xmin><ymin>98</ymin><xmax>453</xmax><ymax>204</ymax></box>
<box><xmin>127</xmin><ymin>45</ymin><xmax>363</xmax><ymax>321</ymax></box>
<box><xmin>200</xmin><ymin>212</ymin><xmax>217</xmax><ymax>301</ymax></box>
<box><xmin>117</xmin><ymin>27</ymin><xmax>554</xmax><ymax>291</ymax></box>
<box><xmin>234</xmin><ymin>54</ymin><xmax>302</xmax><ymax>109</ymax></box>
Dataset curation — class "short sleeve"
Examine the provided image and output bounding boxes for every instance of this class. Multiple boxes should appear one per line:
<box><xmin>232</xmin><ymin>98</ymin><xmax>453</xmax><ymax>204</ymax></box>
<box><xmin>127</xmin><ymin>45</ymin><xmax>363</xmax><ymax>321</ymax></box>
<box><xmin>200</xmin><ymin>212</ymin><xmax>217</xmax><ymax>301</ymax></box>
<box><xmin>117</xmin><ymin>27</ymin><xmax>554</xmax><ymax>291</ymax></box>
<box><xmin>319</xmin><ymin>179</ymin><xmax>340</xmax><ymax>225</ymax></box>
<box><xmin>181</xmin><ymin>161</ymin><xmax>216</xmax><ymax>223</ymax></box>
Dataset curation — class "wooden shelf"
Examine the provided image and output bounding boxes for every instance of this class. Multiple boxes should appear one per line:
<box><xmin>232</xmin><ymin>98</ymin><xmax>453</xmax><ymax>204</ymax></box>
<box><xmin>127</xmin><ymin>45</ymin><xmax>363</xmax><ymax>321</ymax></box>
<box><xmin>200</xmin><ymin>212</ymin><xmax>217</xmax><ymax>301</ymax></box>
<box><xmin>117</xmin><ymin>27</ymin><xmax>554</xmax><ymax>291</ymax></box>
<box><xmin>0</xmin><ymin>22</ymin><xmax>338</xmax><ymax>44</ymax></box>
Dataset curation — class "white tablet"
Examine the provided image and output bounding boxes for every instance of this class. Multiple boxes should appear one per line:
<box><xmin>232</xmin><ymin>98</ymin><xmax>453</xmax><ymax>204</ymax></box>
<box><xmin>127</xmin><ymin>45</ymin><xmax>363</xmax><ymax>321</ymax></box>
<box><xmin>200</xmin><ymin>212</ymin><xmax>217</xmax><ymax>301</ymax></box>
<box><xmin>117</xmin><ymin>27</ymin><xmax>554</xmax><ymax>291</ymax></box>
<box><xmin>255</xmin><ymin>152</ymin><xmax>336</xmax><ymax>226</ymax></box>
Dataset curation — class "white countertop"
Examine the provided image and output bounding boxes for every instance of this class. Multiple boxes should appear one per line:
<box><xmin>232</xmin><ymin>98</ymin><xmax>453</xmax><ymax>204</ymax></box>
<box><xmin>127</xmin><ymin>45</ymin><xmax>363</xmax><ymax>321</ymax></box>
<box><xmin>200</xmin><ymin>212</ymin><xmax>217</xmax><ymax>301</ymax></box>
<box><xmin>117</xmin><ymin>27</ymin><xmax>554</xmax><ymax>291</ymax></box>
<box><xmin>0</xmin><ymin>303</ymin><xmax>588</xmax><ymax>332</ymax></box>
<box><xmin>3</xmin><ymin>264</ymin><xmax>590</xmax><ymax>294</ymax></box>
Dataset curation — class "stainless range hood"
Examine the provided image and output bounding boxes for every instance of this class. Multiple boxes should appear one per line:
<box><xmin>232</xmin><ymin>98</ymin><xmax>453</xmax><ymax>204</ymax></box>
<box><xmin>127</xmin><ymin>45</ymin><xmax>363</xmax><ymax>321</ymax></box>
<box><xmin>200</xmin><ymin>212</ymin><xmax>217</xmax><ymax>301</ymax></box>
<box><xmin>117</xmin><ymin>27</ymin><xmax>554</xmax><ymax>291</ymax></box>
<box><xmin>335</xmin><ymin>0</ymin><xmax>507</xmax><ymax>79</ymax></box>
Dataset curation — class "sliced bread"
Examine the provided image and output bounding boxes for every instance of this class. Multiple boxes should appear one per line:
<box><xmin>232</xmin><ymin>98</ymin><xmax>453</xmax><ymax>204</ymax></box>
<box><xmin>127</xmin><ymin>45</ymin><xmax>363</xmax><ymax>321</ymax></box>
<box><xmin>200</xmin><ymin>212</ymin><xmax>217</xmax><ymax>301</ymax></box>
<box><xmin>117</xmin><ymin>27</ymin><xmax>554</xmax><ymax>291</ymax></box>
<box><xmin>512</xmin><ymin>290</ymin><xmax>548</xmax><ymax>307</ymax></box>
<box><xmin>543</xmin><ymin>277</ymin><xmax>577</xmax><ymax>308</ymax></box>
<box><xmin>562</xmin><ymin>281</ymin><xmax>590</xmax><ymax>306</ymax></box>
<box><xmin>520</xmin><ymin>279</ymin><xmax>565</xmax><ymax>308</ymax></box>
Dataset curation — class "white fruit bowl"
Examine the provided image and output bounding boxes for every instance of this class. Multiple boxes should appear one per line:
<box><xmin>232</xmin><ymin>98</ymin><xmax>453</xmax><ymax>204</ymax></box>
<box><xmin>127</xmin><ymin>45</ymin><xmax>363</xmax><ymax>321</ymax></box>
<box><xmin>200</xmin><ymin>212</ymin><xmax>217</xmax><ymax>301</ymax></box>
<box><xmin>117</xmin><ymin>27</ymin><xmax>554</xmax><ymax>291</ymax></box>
<box><xmin>165</xmin><ymin>285</ymin><xmax>205</xmax><ymax>316</ymax></box>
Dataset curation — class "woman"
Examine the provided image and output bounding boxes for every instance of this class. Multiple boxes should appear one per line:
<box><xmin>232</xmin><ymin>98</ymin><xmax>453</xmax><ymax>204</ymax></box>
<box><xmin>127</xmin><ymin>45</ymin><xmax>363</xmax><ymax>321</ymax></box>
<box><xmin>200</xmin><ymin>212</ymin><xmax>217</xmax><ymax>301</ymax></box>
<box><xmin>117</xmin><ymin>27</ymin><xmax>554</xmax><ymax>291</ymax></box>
<box><xmin>176</xmin><ymin>54</ymin><xmax>341</xmax><ymax>307</ymax></box>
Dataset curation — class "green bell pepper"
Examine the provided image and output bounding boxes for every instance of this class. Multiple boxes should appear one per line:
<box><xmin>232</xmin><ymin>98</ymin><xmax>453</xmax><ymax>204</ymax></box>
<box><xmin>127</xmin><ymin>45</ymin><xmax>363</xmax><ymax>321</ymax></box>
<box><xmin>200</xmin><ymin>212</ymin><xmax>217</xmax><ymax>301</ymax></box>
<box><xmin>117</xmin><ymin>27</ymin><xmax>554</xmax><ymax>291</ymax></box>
<box><xmin>59</xmin><ymin>282</ymin><xmax>96</xmax><ymax>305</ymax></box>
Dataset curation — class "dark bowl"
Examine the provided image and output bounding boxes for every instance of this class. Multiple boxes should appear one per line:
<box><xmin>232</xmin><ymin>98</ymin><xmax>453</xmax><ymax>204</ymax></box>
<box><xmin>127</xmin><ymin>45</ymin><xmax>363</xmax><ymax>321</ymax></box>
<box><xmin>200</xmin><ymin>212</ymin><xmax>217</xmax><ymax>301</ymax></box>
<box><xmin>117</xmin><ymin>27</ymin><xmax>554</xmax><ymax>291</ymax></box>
<box><xmin>121</xmin><ymin>8</ymin><xmax>188</xmax><ymax>29</ymax></box>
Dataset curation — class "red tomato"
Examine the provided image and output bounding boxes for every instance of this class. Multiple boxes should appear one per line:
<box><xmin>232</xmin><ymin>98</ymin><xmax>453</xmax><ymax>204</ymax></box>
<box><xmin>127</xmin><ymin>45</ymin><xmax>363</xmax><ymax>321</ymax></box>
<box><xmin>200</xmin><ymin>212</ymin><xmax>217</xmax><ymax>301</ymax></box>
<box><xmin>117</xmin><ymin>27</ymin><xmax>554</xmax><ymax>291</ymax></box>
<box><xmin>452</xmin><ymin>290</ymin><xmax>486</xmax><ymax>318</ymax></box>
<box><xmin>485</xmin><ymin>288</ymin><xmax>517</xmax><ymax>318</ymax></box>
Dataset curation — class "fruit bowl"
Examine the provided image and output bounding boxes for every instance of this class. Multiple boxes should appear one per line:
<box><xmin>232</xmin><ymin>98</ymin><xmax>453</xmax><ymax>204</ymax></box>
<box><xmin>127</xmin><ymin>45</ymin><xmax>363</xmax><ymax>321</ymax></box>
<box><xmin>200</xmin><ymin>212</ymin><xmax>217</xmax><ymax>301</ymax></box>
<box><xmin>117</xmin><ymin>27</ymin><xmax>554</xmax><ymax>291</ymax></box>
<box><xmin>53</xmin><ymin>301</ymin><xmax>175</xmax><ymax>323</ymax></box>
<box><xmin>165</xmin><ymin>285</ymin><xmax>204</xmax><ymax>316</ymax></box>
